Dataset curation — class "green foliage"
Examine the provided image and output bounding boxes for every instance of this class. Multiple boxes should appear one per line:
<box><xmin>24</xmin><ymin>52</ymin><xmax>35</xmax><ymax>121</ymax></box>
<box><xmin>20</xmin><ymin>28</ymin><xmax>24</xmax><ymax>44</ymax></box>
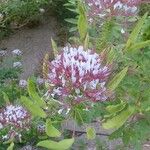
<box><xmin>0</xmin><ymin>0</ymin><xmax>48</xmax><ymax>39</ymax></box>
<box><xmin>125</xmin><ymin>13</ymin><xmax>148</xmax><ymax>50</ymax></box>
<box><xmin>109</xmin><ymin>119</ymin><xmax>150</xmax><ymax>149</ymax></box>
<box><xmin>37</xmin><ymin>138</ymin><xmax>74</xmax><ymax>150</ymax></box>
<box><xmin>7</xmin><ymin>142</ymin><xmax>14</xmax><ymax>150</ymax></box>
<box><xmin>96</xmin><ymin>19</ymin><xmax>122</xmax><ymax>51</ymax></box>
<box><xmin>0</xmin><ymin>68</ymin><xmax>19</xmax><ymax>83</ymax></box>
<box><xmin>0</xmin><ymin>53</ymin><xmax>22</xmax><ymax>105</ymax></box>
<box><xmin>20</xmin><ymin>79</ymin><xmax>47</xmax><ymax>118</ymax></box>
<box><xmin>108</xmin><ymin>67</ymin><xmax>128</xmax><ymax>91</ymax></box>
<box><xmin>49</xmin><ymin>0</ymin><xmax>76</xmax><ymax>23</ymax></box>
<box><xmin>139</xmin><ymin>3</ymin><xmax>150</xmax><ymax>16</ymax></box>
<box><xmin>77</xmin><ymin>2</ymin><xmax>88</xmax><ymax>42</ymax></box>
<box><xmin>2</xmin><ymin>92</ymin><xmax>10</xmax><ymax>104</ymax></box>
<box><xmin>45</xmin><ymin>119</ymin><xmax>61</xmax><ymax>137</ymax></box>
<box><xmin>86</xmin><ymin>127</ymin><xmax>96</xmax><ymax>140</ymax></box>
<box><xmin>21</xmin><ymin>96</ymin><xmax>46</xmax><ymax>118</ymax></box>
<box><xmin>27</xmin><ymin>79</ymin><xmax>46</xmax><ymax>108</ymax></box>
<box><xmin>141</xmin><ymin>17</ymin><xmax>150</xmax><ymax>41</ymax></box>
<box><xmin>102</xmin><ymin>105</ymin><xmax>135</xmax><ymax>130</ymax></box>
<box><xmin>110</xmin><ymin>14</ymin><xmax>150</xmax><ymax>148</ymax></box>
<box><xmin>106</xmin><ymin>47</ymin><xmax>117</xmax><ymax>64</ymax></box>
<box><xmin>0</xmin><ymin>0</ymin><xmax>48</xmax><ymax>23</ymax></box>
<box><xmin>96</xmin><ymin>20</ymin><xmax>115</xmax><ymax>51</ymax></box>
<box><xmin>106</xmin><ymin>101</ymin><xmax>126</xmax><ymax>114</ymax></box>
<box><xmin>64</xmin><ymin>0</ymin><xmax>78</xmax><ymax>33</ymax></box>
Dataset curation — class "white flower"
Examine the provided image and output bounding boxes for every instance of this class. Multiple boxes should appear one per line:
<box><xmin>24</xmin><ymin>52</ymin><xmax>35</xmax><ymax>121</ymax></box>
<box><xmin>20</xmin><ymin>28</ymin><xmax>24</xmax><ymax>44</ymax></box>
<box><xmin>12</xmin><ymin>49</ymin><xmax>22</xmax><ymax>56</ymax></box>
<box><xmin>0</xmin><ymin>105</ymin><xmax>30</xmax><ymax>128</ymax></box>
<box><xmin>58</xmin><ymin>108</ymin><xmax>64</xmax><ymax>114</ymax></box>
<box><xmin>0</xmin><ymin>13</ymin><xmax>3</xmax><ymax>21</ymax></box>
<box><xmin>19</xmin><ymin>79</ymin><xmax>27</xmax><ymax>88</ymax></box>
<box><xmin>39</xmin><ymin>8</ymin><xmax>45</xmax><ymax>13</ymax></box>
<box><xmin>66</xmin><ymin>108</ymin><xmax>71</xmax><ymax>115</ymax></box>
<box><xmin>37</xmin><ymin>124</ymin><xmax>45</xmax><ymax>133</ymax></box>
<box><xmin>0</xmin><ymin>123</ymin><xmax>3</xmax><ymax>129</ymax></box>
<box><xmin>121</xmin><ymin>28</ymin><xmax>125</xmax><ymax>34</ymax></box>
<box><xmin>13</xmin><ymin>62</ymin><xmax>22</xmax><ymax>68</ymax></box>
<box><xmin>0</xmin><ymin>50</ymin><xmax>7</xmax><ymax>56</ymax></box>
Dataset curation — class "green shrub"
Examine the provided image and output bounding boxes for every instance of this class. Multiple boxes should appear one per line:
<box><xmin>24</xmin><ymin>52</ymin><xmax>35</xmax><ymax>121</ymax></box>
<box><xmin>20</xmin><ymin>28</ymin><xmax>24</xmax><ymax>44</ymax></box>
<box><xmin>0</xmin><ymin>0</ymin><xmax>49</xmax><ymax>39</ymax></box>
<box><xmin>48</xmin><ymin>0</ymin><xmax>76</xmax><ymax>22</ymax></box>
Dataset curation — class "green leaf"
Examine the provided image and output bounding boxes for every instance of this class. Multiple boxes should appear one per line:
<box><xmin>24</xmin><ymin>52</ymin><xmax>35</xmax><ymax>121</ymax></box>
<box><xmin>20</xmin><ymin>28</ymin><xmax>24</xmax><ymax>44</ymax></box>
<box><xmin>46</xmin><ymin>119</ymin><xmax>61</xmax><ymax>137</ymax></box>
<box><xmin>102</xmin><ymin>106</ymin><xmax>135</xmax><ymax>129</ymax></box>
<box><xmin>128</xmin><ymin>40</ymin><xmax>150</xmax><ymax>51</ymax></box>
<box><xmin>21</xmin><ymin>96</ymin><xmax>46</xmax><ymax>118</ymax></box>
<box><xmin>126</xmin><ymin>13</ymin><xmax>148</xmax><ymax>49</ymax></box>
<box><xmin>65</xmin><ymin>18</ymin><xmax>78</xmax><ymax>24</ymax></box>
<box><xmin>86</xmin><ymin>127</ymin><xmax>96</xmax><ymax>140</ymax></box>
<box><xmin>7</xmin><ymin>142</ymin><xmax>14</xmax><ymax>150</ymax></box>
<box><xmin>51</xmin><ymin>38</ymin><xmax>58</xmax><ymax>57</ymax></box>
<box><xmin>78</xmin><ymin>2</ymin><xmax>88</xmax><ymax>41</ymax></box>
<box><xmin>67</xmin><ymin>8</ymin><xmax>78</xmax><ymax>13</ymax></box>
<box><xmin>37</xmin><ymin>138</ymin><xmax>74</xmax><ymax>150</ymax></box>
<box><xmin>109</xmin><ymin>127</ymin><xmax>123</xmax><ymax>140</ymax></box>
<box><xmin>69</xmin><ymin>26</ymin><xmax>78</xmax><ymax>32</ymax></box>
<box><xmin>106</xmin><ymin>102</ymin><xmax>127</xmax><ymax>114</ymax></box>
<box><xmin>107</xmin><ymin>47</ymin><xmax>116</xmax><ymax>64</ymax></box>
<box><xmin>27</xmin><ymin>79</ymin><xmax>46</xmax><ymax>107</ymax></box>
<box><xmin>108</xmin><ymin>67</ymin><xmax>128</xmax><ymax>91</ymax></box>
<box><xmin>2</xmin><ymin>92</ymin><xmax>10</xmax><ymax>104</ymax></box>
<box><xmin>84</xmin><ymin>33</ymin><xmax>89</xmax><ymax>50</ymax></box>
<box><xmin>96</xmin><ymin>20</ymin><xmax>115</xmax><ymax>51</ymax></box>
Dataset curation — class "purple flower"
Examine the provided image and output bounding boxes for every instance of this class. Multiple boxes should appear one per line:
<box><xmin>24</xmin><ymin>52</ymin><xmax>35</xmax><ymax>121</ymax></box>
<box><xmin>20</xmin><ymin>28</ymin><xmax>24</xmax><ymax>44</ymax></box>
<box><xmin>47</xmin><ymin>45</ymin><xmax>111</xmax><ymax>103</ymax></box>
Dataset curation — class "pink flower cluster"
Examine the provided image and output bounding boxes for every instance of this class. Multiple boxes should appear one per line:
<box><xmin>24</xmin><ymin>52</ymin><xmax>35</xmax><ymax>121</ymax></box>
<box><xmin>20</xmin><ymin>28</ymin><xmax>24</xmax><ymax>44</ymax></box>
<box><xmin>47</xmin><ymin>46</ymin><xmax>111</xmax><ymax>103</ymax></box>
<box><xmin>85</xmin><ymin>0</ymin><xmax>147</xmax><ymax>20</ymax></box>
<box><xmin>0</xmin><ymin>105</ymin><xmax>31</xmax><ymax>129</ymax></box>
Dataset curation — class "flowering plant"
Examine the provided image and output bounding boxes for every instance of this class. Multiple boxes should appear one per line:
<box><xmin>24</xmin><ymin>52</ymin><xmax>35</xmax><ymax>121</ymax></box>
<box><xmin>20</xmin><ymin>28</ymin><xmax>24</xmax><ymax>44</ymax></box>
<box><xmin>47</xmin><ymin>45</ymin><xmax>111</xmax><ymax>105</ymax></box>
<box><xmin>0</xmin><ymin>104</ymin><xmax>31</xmax><ymax>141</ymax></box>
<box><xmin>86</xmin><ymin>0</ymin><xmax>147</xmax><ymax>19</ymax></box>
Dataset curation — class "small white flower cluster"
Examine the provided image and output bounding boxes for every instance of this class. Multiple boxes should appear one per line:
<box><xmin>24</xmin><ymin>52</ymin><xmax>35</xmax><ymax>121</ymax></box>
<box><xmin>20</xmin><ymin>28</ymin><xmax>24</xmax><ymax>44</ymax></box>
<box><xmin>0</xmin><ymin>105</ymin><xmax>30</xmax><ymax>129</ymax></box>
<box><xmin>13</xmin><ymin>61</ymin><xmax>22</xmax><ymax>68</ymax></box>
<box><xmin>12</xmin><ymin>49</ymin><xmax>22</xmax><ymax>56</ymax></box>
<box><xmin>37</xmin><ymin>77</ymin><xmax>45</xmax><ymax>85</ymax></box>
<box><xmin>19</xmin><ymin>79</ymin><xmax>27</xmax><ymax>88</ymax></box>
<box><xmin>85</xmin><ymin>0</ymin><xmax>142</xmax><ymax>22</ymax></box>
<box><xmin>113</xmin><ymin>1</ymin><xmax>137</xmax><ymax>14</ymax></box>
<box><xmin>0</xmin><ymin>50</ymin><xmax>7</xmax><ymax>57</ymax></box>
<box><xmin>121</xmin><ymin>28</ymin><xmax>125</xmax><ymax>34</ymax></box>
<box><xmin>39</xmin><ymin>8</ymin><xmax>45</xmax><ymax>13</ymax></box>
<box><xmin>2</xmin><ymin>130</ymin><xmax>22</xmax><ymax>141</ymax></box>
<box><xmin>19</xmin><ymin>78</ymin><xmax>44</xmax><ymax>88</ymax></box>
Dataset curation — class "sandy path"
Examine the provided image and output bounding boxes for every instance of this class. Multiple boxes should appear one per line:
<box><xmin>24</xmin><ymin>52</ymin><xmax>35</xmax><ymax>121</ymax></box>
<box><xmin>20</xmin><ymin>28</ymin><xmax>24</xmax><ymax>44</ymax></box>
<box><xmin>0</xmin><ymin>16</ymin><xmax>61</xmax><ymax>79</ymax></box>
